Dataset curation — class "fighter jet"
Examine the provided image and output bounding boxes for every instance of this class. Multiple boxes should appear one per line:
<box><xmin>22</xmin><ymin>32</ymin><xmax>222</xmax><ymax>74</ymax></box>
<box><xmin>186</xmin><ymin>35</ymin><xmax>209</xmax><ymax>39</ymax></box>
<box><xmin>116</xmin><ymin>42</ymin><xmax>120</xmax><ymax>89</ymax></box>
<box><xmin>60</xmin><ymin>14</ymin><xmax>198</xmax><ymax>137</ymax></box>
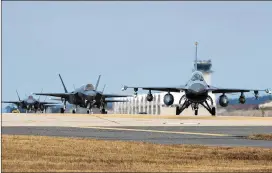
<box><xmin>122</xmin><ymin>42</ymin><xmax>272</xmax><ymax>116</ymax></box>
<box><xmin>34</xmin><ymin>74</ymin><xmax>131</xmax><ymax>114</ymax></box>
<box><xmin>2</xmin><ymin>90</ymin><xmax>59</xmax><ymax>113</ymax></box>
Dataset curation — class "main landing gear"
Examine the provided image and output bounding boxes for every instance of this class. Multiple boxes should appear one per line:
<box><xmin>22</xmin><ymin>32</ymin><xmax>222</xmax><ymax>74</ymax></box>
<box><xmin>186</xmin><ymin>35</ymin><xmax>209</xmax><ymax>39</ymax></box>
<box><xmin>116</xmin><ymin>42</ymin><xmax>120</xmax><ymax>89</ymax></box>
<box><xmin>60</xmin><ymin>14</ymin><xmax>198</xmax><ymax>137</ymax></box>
<box><xmin>60</xmin><ymin>108</ymin><xmax>65</xmax><ymax>113</ymax></box>
<box><xmin>72</xmin><ymin>109</ymin><xmax>76</xmax><ymax>114</ymax></box>
<box><xmin>101</xmin><ymin>108</ymin><xmax>107</xmax><ymax>114</ymax></box>
<box><xmin>87</xmin><ymin>108</ymin><xmax>94</xmax><ymax>114</ymax></box>
<box><xmin>60</xmin><ymin>100</ymin><xmax>67</xmax><ymax>113</ymax></box>
<box><xmin>177</xmin><ymin>95</ymin><xmax>216</xmax><ymax>116</ymax></box>
<box><xmin>176</xmin><ymin>95</ymin><xmax>191</xmax><ymax>115</ymax></box>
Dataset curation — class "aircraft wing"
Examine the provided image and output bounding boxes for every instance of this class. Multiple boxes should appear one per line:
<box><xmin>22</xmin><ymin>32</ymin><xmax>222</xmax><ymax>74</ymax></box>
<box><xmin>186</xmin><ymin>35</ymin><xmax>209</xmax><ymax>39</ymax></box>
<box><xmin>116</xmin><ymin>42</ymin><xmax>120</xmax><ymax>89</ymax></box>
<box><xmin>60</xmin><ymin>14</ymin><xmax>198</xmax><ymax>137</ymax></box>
<box><xmin>208</xmin><ymin>86</ymin><xmax>270</xmax><ymax>94</ymax></box>
<box><xmin>39</xmin><ymin>101</ymin><xmax>61</xmax><ymax>105</ymax></box>
<box><xmin>103</xmin><ymin>94</ymin><xmax>132</xmax><ymax>98</ymax></box>
<box><xmin>43</xmin><ymin>103</ymin><xmax>63</xmax><ymax>107</ymax></box>
<box><xmin>122</xmin><ymin>85</ymin><xmax>187</xmax><ymax>92</ymax></box>
<box><xmin>105</xmin><ymin>100</ymin><xmax>129</xmax><ymax>103</ymax></box>
<box><xmin>2</xmin><ymin>101</ymin><xmax>21</xmax><ymax>105</ymax></box>
<box><xmin>34</xmin><ymin>93</ymin><xmax>71</xmax><ymax>99</ymax></box>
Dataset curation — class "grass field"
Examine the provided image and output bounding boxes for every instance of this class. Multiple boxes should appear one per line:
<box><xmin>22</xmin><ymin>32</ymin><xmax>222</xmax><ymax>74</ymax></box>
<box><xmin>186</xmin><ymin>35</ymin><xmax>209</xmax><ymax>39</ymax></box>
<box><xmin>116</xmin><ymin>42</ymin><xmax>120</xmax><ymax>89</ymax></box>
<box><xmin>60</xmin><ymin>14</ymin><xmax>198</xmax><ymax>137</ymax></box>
<box><xmin>248</xmin><ymin>134</ymin><xmax>272</xmax><ymax>141</ymax></box>
<box><xmin>2</xmin><ymin>135</ymin><xmax>272</xmax><ymax>172</ymax></box>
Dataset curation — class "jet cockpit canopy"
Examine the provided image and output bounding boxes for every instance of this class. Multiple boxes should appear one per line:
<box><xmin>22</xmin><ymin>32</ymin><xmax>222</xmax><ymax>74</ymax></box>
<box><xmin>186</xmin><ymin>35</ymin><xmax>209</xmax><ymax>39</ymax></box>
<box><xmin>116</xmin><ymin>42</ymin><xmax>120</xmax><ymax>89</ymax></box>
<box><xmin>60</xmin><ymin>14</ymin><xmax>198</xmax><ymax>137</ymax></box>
<box><xmin>84</xmin><ymin>84</ymin><xmax>94</xmax><ymax>91</ymax></box>
<box><xmin>191</xmin><ymin>71</ymin><xmax>204</xmax><ymax>81</ymax></box>
<box><xmin>28</xmin><ymin>95</ymin><xmax>34</xmax><ymax>100</ymax></box>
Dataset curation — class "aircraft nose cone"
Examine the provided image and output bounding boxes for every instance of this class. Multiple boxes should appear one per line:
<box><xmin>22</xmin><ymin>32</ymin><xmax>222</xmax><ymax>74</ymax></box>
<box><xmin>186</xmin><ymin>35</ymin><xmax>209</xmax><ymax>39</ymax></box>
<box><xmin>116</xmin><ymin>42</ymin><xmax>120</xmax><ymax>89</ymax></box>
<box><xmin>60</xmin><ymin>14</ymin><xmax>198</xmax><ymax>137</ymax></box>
<box><xmin>27</xmin><ymin>100</ymin><xmax>34</xmax><ymax>104</ymax></box>
<box><xmin>189</xmin><ymin>83</ymin><xmax>206</xmax><ymax>94</ymax></box>
<box><xmin>82</xmin><ymin>91</ymin><xmax>96</xmax><ymax>98</ymax></box>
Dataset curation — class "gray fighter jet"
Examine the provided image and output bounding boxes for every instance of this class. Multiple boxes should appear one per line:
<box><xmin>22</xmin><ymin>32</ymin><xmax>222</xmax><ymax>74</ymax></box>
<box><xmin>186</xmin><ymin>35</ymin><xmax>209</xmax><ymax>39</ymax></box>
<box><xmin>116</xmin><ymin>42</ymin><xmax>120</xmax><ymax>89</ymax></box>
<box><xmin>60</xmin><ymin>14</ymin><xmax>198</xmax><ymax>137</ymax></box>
<box><xmin>34</xmin><ymin>74</ymin><xmax>131</xmax><ymax>114</ymax></box>
<box><xmin>2</xmin><ymin>90</ymin><xmax>59</xmax><ymax>113</ymax></box>
<box><xmin>122</xmin><ymin>42</ymin><xmax>271</xmax><ymax>116</ymax></box>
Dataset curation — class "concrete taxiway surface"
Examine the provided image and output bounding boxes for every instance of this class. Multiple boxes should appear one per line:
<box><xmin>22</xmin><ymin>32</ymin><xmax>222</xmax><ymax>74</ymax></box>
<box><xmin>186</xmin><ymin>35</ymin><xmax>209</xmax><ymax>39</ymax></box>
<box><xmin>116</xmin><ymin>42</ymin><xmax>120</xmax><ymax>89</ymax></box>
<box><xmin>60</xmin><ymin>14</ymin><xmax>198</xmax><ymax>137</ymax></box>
<box><xmin>2</xmin><ymin>113</ymin><xmax>272</xmax><ymax>147</ymax></box>
<box><xmin>3</xmin><ymin>113</ymin><xmax>272</xmax><ymax>127</ymax></box>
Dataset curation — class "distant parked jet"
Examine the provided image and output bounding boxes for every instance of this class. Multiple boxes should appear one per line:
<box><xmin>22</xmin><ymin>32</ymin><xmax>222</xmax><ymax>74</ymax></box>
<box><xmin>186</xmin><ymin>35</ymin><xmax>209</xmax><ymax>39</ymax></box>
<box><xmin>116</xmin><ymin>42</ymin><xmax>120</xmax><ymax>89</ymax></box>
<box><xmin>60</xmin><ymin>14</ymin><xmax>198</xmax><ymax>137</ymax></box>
<box><xmin>2</xmin><ymin>90</ymin><xmax>59</xmax><ymax>113</ymax></box>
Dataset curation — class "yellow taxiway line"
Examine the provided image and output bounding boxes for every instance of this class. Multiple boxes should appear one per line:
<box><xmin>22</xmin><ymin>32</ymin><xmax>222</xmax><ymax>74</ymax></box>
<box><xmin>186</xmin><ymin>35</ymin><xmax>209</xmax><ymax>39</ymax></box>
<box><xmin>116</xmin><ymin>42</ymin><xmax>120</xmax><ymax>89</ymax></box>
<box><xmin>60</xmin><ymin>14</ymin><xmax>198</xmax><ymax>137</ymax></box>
<box><xmin>80</xmin><ymin>126</ymin><xmax>231</xmax><ymax>137</ymax></box>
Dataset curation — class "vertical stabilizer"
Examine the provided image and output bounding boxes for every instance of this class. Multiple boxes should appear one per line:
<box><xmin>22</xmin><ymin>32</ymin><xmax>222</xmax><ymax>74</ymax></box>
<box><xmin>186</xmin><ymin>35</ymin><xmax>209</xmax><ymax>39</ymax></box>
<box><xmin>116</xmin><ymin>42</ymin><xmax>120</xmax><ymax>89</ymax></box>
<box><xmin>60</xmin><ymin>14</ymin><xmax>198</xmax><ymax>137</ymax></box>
<box><xmin>102</xmin><ymin>84</ymin><xmax>106</xmax><ymax>94</ymax></box>
<box><xmin>38</xmin><ymin>89</ymin><xmax>43</xmax><ymax>101</ymax></box>
<box><xmin>95</xmin><ymin>75</ymin><xmax>101</xmax><ymax>91</ymax></box>
<box><xmin>58</xmin><ymin>74</ymin><xmax>68</xmax><ymax>93</ymax></box>
<box><xmin>16</xmin><ymin>90</ymin><xmax>21</xmax><ymax>101</ymax></box>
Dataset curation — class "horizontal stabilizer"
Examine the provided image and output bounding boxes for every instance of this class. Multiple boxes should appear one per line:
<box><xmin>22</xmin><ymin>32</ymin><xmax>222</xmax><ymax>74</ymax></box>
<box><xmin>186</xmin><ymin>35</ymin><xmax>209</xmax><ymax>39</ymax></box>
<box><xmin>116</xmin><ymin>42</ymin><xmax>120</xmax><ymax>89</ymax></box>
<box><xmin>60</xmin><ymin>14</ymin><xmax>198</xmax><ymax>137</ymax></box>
<box><xmin>34</xmin><ymin>92</ymin><xmax>72</xmax><ymax>99</ymax></box>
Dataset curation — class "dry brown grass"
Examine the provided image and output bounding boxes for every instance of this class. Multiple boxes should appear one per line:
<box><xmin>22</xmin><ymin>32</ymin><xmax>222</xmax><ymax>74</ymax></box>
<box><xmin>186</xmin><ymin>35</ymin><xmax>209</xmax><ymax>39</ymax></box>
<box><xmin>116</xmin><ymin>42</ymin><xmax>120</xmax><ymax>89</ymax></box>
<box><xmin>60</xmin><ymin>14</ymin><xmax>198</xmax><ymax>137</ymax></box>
<box><xmin>248</xmin><ymin>134</ymin><xmax>272</xmax><ymax>141</ymax></box>
<box><xmin>2</xmin><ymin>135</ymin><xmax>272</xmax><ymax>172</ymax></box>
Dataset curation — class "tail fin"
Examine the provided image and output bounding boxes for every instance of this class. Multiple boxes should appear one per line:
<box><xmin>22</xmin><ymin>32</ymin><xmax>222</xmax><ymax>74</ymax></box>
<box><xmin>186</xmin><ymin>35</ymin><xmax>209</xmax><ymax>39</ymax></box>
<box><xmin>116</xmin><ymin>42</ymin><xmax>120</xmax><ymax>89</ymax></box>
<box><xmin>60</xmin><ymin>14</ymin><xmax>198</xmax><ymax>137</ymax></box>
<box><xmin>16</xmin><ymin>90</ymin><xmax>21</xmax><ymax>101</ymax></box>
<box><xmin>102</xmin><ymin>84</ymin><xmax>106</xmax><ymax>94</ymax></box>
<box><xmin>44</xmin><ymin>96</ymin><xmax>47</xmax><ymax>102</ymax></box>
<box><xmin>38</xmin><ymin>88</ymin><xmax>43</xmax><ymax>101</ymax></box>
<box><xmin>95</xmin><ymin>75</ymin><xmax>101</xmax><ymax>91</ymax></box>
<box><xmin>194</xmin><ymin>41</ymin><xmax>198</xmax><ymax>71</ymax></box>
<box><xmin>58</xmin><ymin>74</ymin><xmax>68</xmax><ymax>93</ymax></box>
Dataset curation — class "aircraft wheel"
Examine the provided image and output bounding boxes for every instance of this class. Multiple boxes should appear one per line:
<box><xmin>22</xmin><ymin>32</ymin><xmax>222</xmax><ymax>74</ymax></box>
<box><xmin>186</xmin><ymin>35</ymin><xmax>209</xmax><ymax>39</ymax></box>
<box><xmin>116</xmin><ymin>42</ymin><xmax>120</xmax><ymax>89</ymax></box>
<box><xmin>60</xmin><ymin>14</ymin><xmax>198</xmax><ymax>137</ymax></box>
<box><xmin>211</xmin><ymin>107</ymin><xmax>216</xmax><ymax>116</ymax></box>
<box><xmin>101</xmin><ymin>109</ymin><xmax>106</xmax><ymax>114</ymax></box>
<box><xmin>60</xmin><ymin>108</ymin><xmax>65</xmax><ymax>113</ymax></box>
<box><xmin>72</xmin><ymin>109</ymin><xmax>76</xmax><ymax>114</ymax></box>
<box><xmin>87</xmin><ymin>110</ymin><xmax>90</xmax><ymax>114</ymax></box>
<box><xmin>194</xmin><ymin>109</ymin><xmax>198</xmax><ymax>116</ymax></box>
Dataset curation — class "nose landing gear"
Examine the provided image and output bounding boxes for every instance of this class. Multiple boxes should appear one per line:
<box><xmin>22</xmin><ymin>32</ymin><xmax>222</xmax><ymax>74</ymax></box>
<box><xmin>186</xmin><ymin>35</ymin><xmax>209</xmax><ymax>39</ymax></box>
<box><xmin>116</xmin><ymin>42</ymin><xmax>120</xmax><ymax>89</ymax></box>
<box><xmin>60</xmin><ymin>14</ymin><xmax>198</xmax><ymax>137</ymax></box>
<box><xmin>191</xmin><ymin>103</ymin><xmax>199</xmax><ymax>116</ymax></box>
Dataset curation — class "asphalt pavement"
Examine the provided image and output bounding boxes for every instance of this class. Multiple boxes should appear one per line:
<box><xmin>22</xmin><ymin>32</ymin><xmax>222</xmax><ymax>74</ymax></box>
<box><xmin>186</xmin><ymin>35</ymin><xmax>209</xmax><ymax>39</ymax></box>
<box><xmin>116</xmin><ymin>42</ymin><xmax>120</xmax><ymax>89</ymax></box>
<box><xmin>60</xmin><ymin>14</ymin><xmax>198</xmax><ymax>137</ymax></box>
<box><xmin>3</xmin><ymin>126</ymin><xmax>272</xmax><ymax>147</ymax></box>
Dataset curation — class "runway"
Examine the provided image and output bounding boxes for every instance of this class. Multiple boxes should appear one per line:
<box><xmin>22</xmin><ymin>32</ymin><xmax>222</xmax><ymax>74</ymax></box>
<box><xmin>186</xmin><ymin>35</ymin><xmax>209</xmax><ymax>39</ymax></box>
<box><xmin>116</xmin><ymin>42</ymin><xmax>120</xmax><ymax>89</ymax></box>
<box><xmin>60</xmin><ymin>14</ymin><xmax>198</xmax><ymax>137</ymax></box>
<box><xmin>2</xmin><ymin>113</ymin><xmax>272</xmax><ymax>147</ymax></box>
<box><xmin>2</xmin><ymin>126</ymin><xmax>272</xmax><ymax>147</ymax></box>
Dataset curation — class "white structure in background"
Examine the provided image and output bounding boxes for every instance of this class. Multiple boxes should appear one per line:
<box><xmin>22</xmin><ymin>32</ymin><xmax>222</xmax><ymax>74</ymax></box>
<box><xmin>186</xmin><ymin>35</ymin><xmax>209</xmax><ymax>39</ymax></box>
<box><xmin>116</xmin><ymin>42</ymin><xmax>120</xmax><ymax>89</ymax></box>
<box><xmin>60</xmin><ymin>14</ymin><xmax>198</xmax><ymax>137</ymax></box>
<box><xmin>259</xmin><ymin>100</ymin><xmax>272</xmax><ymax>110</ymax></box>
<box><xmin>113</xmin><ymin>60</ymin><xmax>216</xmax><ymax>115</ymax></box>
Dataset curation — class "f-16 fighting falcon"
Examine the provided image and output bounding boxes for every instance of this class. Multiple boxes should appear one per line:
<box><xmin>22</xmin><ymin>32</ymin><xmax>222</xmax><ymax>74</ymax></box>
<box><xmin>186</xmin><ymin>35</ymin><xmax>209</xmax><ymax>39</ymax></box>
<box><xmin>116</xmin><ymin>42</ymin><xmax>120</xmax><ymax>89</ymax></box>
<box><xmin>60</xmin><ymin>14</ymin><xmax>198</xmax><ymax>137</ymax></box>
<box><xmin>122</xmin><ymin>42</ymin><xmax>272</xmax><ymax>116</ymax></box>
<box><xmin>34</xmin><ymin>74</ymin><xmax>131</xmax><ymax>114</ymax></box>
<box><xmin>2</xmin><ymin>90</ymin><xmax>59</xmax><ymax>113</ymax></box>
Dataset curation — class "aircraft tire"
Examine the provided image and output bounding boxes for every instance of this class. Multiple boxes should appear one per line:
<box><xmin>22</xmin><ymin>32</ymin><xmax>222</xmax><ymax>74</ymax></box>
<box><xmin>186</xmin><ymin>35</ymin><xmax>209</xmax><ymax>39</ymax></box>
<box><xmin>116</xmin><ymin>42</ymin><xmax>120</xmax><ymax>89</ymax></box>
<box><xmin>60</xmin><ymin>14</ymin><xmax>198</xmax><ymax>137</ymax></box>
<box><xmin>87</xmin><ymin>110</ymin><xmax>90</xmax><ymax>114</ymax></box>
<box><xmin>211</xmin><ymin>107</ymin><xmax>216</xmax><ymax>116</ymax></box>
<box><xmin>72</xmin><ymin>109</ymin><xmax>76</xmax><ymax>114</ymax></box>
<box><xmin>60</xmin><ymin>108</ymin><xmax>65</xmax><ymax>113</ymax></box>
<box><xmin>101</xmin><ymin>109</ymin><xmax>106</xmax><ymax>114</ymax></box>
<box><xmin>194</xmin><ymin>109</ymin><xmax>198</xmax><ymax>116</ymax></box>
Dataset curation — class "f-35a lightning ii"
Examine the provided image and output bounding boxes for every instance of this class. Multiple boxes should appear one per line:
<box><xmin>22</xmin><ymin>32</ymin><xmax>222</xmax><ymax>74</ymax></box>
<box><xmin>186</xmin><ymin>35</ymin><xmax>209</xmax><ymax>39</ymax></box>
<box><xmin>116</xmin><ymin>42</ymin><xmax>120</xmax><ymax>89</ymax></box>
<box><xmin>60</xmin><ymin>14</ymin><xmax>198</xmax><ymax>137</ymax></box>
<box><xmin>122</xmin><ymin>42</ymin><xmax>272</xmax><ymax>116</ymax></box>
<box><xmin>34</xmin><ymin>74</ymin><xmax>131</xmax><ymax>114</ymax></box>
<box><xmin>2</xmin><ymin>90</ymin><xmax>59</xmax><ymax>113</ymax></box>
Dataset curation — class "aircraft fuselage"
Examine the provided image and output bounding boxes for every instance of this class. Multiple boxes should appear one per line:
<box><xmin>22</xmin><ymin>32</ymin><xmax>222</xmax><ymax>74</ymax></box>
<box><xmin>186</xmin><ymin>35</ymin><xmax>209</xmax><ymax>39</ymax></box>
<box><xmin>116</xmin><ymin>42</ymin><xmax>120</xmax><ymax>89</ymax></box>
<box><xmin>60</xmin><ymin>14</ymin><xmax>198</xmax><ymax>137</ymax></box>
<box><xmin>67</xmin><ymin>90</ymin><xmax>105</xmax><ymax>108</ymax></box>
<box><xmin>185</xmin><ymin>77</ymin><xmax>209</xmax><ymax>103</ymax></box>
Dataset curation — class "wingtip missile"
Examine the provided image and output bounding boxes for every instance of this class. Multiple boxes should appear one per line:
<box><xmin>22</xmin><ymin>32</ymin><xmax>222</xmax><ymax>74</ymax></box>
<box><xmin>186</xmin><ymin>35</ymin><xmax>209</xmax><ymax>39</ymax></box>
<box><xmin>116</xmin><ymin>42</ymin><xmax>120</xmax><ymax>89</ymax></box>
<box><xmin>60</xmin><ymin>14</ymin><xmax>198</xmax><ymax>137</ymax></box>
<box><xmin>121</xmin><ymin>85</ymin><xmax>128</xmax><ymax>91</ymax></box>
<box><xmin>265</xmin><ymin>88</ymin><xmax>272</xmax><ymax>94</ymax></box>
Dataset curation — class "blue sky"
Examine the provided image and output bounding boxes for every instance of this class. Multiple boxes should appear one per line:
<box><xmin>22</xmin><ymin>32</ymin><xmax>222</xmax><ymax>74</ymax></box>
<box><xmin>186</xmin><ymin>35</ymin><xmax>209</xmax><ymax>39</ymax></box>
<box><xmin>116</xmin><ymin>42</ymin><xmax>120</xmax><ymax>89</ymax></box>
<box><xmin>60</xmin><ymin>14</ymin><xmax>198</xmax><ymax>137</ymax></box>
<box><xmin>2</xmin><ymin>1</ymin><xmax>272</xmax><ymax>102</ymax></box>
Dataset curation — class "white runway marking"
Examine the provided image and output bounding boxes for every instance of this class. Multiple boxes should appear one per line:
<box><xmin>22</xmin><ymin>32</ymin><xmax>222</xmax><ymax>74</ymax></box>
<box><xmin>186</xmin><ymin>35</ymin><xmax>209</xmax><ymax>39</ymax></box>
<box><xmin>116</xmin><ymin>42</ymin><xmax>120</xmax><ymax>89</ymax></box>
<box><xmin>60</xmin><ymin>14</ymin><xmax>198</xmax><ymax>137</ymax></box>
<box><xmin>80</xmin><ymin>126</ymin><xmax>231</xmax><ymax>137</ymax></box>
